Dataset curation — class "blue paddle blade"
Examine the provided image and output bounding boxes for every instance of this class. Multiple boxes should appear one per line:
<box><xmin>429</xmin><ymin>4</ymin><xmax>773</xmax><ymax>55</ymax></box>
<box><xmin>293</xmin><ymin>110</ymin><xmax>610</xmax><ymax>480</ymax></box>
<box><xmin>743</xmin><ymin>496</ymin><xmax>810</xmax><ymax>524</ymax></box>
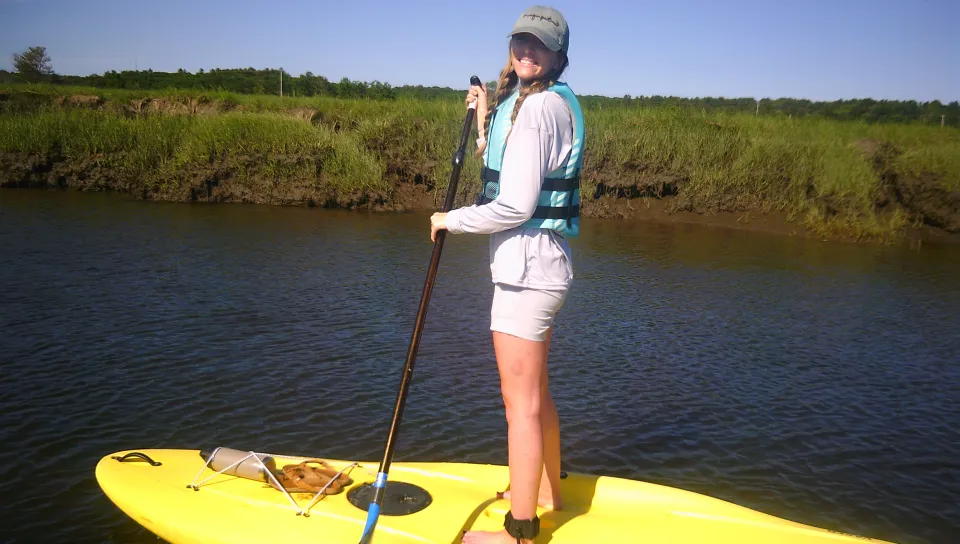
<box><xmin>358</xmin><ymin>503</ymin><xmax>381</xmax><ymax>544</ymax></box>
<box><xmin>358</xmin><ymin>471</ymin><xmax>388</xmax><ymax>543</ymax></box>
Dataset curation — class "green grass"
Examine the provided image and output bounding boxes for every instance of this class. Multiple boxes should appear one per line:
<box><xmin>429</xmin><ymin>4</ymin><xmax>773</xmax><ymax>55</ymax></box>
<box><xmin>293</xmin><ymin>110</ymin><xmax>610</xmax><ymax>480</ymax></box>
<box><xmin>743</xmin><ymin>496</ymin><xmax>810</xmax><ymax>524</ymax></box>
<box><xmin>0</xmin><ymin>107</ymin><xmax>385</xmax><ymax>195</ymax></box>
<box><xmin>1</xmin><ymin>83</ymin><xmax>958</xmax><ymax>240</ymax></box>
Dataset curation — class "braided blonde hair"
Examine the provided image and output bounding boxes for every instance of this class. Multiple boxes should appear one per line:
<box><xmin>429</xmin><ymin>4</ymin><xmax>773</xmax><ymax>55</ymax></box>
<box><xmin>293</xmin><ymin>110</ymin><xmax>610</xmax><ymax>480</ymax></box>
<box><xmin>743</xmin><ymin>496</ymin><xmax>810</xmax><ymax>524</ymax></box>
<box><xmin>477</xmin><ymin>48</ymin><xmax>569</xmax><ymax>156</ymax></box>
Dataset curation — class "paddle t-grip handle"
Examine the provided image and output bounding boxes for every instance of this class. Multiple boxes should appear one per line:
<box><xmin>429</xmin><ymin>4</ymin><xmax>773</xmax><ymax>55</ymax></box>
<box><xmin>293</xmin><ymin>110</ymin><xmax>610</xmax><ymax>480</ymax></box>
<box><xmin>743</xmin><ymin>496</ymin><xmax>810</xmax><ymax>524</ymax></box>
<box><xmin>467</xmin><ymin>75</ymin><xmax>482</xmax><ymax>111</ymax></box>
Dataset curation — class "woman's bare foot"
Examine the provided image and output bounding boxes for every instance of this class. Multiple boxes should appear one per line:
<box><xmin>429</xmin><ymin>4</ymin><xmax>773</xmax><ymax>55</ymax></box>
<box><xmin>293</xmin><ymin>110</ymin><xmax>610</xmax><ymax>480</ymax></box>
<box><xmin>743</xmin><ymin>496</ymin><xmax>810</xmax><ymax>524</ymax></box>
<box><xmin>462</xmin><ymin>529</ymin><xmax>532</xmax><ymax>544</ymax></box>
<box><xmin>497</xmin><ymin>489</ymin><xmax>562</xmax><ymax>511</ymax></box>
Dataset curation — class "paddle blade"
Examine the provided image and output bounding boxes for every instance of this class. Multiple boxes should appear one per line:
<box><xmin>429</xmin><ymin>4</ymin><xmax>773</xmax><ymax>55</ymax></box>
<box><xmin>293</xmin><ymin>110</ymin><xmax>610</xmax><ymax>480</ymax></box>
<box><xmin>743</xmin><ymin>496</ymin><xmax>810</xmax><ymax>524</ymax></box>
<box><xmin>357</xmin><ymin>471</ymin><xmax>388</xmax><ymax>543</ymax></box>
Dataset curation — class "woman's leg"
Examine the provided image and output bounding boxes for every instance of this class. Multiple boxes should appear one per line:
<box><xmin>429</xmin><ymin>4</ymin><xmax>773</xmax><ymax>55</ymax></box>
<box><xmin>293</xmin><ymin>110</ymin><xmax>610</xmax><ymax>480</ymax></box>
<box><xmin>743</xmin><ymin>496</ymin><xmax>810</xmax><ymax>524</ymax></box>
<box><xmin>501</xmin><ymin>328</ymin><xmax>563</xmax><ymax>510</ymax></box>
<box><xmin>463</xmin><ymin>330</ymin><xmax>548</xmax><ymax>544</ymax></box>
<box><xmin>496</xmin><ymin>330</ymin><xmax>548</xmax><ymax>523</ymax></box>
<box><xmin>539</xmin><ymin>329</ymin><xmax>563</xmax><ymax>510</ymax></box>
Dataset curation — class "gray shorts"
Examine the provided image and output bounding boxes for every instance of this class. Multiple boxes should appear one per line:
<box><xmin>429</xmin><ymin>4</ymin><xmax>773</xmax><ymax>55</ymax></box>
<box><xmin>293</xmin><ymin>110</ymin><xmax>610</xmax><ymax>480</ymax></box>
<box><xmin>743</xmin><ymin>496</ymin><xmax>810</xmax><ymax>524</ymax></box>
<box><xmin>490</xmin><ymin>283</ymin><xmax>568</xmax><ymax>342</ymax></box>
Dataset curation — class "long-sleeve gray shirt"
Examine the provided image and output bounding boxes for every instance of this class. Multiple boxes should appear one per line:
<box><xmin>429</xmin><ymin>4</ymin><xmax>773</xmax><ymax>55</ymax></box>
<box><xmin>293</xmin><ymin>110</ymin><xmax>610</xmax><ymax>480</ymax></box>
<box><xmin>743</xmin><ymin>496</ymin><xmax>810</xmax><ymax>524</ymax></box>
<box><xmin>446</xmin><ymin>90</ymin><xmax>575</xmax><ymax>291</ymax></box>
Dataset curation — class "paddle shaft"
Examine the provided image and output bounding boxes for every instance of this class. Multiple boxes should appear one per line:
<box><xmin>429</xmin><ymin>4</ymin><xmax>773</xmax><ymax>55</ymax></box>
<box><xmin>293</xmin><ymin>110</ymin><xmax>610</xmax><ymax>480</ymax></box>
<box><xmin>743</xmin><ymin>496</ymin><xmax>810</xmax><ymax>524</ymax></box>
<box><xmin>359</xmin><ymin>75</ymin><xmax>482</xmax><ymax>544</ymax></box>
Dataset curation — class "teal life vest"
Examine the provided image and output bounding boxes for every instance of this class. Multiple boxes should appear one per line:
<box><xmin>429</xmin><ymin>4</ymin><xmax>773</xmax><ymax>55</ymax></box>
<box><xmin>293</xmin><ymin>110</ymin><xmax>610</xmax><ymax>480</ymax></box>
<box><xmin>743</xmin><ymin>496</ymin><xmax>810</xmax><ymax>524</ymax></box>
<box><xmin>475</xmin><ymin>82</ymin><xmax>584</xmax><ymax>237</ymax></box>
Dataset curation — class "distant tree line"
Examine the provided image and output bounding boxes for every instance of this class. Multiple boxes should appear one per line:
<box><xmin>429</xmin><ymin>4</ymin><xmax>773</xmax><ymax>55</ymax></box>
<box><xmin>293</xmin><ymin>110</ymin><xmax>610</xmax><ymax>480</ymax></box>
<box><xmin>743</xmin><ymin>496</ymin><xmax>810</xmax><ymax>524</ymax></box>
<box><xmin>582</xmin><ymin>94</ymin><xmax>959</xmax><ymax>126</ymax></box>
<box><xmin>3</xmin><ymin>46</ymin><xmax>957</xmax><ymax>125</ymax></box>
<box><xmin>0</xmin><ymin>65</ymin><xmax>400</xmax><ymax>100</ymax></box>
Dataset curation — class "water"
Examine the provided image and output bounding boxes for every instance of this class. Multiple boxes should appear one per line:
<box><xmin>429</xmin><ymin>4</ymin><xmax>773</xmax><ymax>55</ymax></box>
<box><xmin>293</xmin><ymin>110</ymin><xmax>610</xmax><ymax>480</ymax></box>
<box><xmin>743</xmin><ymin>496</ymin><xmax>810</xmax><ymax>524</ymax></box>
<box><xmin>1</xmin><ymin>190</ymin><xmax>957</xmax><ymax>544</ymax></box>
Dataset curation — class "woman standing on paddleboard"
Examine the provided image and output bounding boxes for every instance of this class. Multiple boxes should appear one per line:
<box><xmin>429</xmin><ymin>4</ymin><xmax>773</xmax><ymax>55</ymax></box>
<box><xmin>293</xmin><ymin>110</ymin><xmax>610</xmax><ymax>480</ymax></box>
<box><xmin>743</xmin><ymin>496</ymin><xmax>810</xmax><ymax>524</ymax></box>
<box><xmin>430</xmin><ymin>6</ymin><xmax>583</xmax><ymax>544</ymax></box>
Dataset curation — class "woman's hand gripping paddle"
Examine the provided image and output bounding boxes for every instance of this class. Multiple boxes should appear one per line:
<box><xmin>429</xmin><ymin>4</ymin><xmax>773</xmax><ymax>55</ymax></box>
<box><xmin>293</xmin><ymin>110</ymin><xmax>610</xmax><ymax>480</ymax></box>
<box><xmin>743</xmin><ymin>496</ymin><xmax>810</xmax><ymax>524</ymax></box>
<box><xmin>358</xmin><ymin>75</ymin><xmax>483</xmax><ymax>544</ymax></box>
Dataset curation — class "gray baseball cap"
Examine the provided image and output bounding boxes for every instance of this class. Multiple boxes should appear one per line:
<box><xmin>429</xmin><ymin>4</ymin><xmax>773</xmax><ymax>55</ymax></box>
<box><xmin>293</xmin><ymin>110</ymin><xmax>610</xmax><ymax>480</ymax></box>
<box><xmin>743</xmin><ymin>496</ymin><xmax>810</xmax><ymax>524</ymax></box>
<box><xmin>508</xmin><ymin>5</ymin><xmax>570</xmax><ymax>55</ymax></box>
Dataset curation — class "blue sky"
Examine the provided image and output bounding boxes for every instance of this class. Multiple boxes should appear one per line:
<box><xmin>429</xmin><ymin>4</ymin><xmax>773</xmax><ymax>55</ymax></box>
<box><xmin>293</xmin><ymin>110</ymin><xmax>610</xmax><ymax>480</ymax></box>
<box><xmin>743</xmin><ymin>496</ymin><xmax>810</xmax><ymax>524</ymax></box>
<box><xmin>1</xmin><ymin>0</ymin><xmax>957</xmax><ymax>102</ymax></box>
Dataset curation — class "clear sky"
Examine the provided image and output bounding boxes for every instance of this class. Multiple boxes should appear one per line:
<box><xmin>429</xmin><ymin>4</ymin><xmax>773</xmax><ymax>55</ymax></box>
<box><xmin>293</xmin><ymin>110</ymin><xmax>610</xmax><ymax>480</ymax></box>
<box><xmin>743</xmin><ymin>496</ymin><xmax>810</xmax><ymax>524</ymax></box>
<box><xmin>2</xmin><ymin>0</ymin><xmax>957</xmax><ymax>102</ymax></box>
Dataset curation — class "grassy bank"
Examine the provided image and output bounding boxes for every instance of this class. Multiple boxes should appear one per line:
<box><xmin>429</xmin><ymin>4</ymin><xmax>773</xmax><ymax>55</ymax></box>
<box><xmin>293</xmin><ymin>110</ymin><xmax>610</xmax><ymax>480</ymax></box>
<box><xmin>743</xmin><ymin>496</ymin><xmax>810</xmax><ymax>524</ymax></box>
<box><xmin>1</xmin><ymin>84</ymin><xmax>958</xmax><ymax>241</ymax></box>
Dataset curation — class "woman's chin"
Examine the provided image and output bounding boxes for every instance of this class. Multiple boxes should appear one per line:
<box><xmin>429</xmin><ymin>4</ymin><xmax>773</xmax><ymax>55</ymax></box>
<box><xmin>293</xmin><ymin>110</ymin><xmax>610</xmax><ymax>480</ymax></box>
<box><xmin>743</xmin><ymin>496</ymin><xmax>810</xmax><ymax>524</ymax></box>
<box><xmin>516</xmin><ymin>68</ymin><xmax>543</xmax><ymax>83</ymax></box>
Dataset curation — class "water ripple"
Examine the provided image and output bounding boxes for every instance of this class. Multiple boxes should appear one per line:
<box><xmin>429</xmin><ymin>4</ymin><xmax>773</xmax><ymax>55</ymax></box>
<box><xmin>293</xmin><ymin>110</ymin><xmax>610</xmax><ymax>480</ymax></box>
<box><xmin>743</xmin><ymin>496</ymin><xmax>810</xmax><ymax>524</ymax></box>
<box><xmin>0</xmin><ymin>192</ymin><xmax>958</xmax><ymax>544</ymax></box>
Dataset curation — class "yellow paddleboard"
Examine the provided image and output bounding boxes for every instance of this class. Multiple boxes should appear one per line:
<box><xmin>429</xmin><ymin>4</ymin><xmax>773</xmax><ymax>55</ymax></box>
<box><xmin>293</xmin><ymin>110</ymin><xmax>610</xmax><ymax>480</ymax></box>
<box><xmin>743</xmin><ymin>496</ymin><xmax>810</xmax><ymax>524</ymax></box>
<box><xmin>96</xmin><ymin>449</ymin><xmax>893</xmax><ymax>544</ymax></box>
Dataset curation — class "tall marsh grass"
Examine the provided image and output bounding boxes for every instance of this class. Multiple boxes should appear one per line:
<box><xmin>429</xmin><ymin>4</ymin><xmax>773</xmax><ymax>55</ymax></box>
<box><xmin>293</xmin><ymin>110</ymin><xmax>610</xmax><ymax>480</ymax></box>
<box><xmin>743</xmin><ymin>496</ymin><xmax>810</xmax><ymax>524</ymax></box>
<box><xmin>0</xmin><ymin>108</ymin><xmax>385</xmax><ymax>194</ymax></box>
<box><xmin>1</xmin><ymin>84</ymin><xmax>957</xmax><ymax>238</ymax></box>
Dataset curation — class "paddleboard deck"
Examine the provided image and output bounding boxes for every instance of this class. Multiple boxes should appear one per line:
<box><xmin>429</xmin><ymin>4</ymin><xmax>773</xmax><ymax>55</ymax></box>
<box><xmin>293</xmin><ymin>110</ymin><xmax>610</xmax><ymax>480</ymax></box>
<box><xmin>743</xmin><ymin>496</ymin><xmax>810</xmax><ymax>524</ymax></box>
<box><xmin>96</xmin><ymin>449</ymin><xmax>892</xmax><ymax>544</ymax></box>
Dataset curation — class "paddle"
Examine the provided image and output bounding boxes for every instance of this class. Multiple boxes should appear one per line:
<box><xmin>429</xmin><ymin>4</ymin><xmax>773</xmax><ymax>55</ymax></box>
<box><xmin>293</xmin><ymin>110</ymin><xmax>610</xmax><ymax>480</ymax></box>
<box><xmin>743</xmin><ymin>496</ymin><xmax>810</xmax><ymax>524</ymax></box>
<box><xmin>358</xmin><ymin>75</ymin><xmax>483</xmax><ymax>544</ymax></box>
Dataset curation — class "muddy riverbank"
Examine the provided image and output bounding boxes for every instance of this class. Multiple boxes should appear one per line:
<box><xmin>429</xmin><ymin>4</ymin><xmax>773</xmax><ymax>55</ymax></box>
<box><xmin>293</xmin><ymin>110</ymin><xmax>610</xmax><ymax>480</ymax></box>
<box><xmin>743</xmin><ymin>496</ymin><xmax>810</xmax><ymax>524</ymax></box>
<box><xmin>2</xmin><ymin>88</ymin><xmax>958</xmax><ymax>244</ymax></box>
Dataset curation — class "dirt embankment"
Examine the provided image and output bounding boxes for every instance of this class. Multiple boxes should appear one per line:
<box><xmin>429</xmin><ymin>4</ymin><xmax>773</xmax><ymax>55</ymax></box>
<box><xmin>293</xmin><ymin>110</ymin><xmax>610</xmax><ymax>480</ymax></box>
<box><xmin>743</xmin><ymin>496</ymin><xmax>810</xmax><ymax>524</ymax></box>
<box><xmin>2</xmin><ymin>93</ymin><xmax>958</xmax><ymax>243</ymax></box>
<box><xmin>13</xmin><ymin>143</ymin><xmax>957</xmax><ymax>244</ymax></box>
<box><xmin>856</xmin><ymin>139</ymin><xmax>960</xmax><ymax>233</ymax></box>
<box><xmin>582</xmin><ymin>140</ymin><xmax>959</xmax><ymax>240</ymax></box>
<box><xmin>0</xmin><ymin>91</ymin><xmax>317</xmax><ymax>120</ymax></box>
<box><xmin>0</xmin><ymin>150</ymin><xmax>399</xmax><ymax>213</ymax></box>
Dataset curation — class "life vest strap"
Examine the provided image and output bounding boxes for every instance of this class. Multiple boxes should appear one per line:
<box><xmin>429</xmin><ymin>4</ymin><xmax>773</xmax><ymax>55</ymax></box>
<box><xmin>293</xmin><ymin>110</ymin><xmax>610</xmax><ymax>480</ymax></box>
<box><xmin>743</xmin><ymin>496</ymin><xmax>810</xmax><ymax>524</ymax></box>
<box><xmin>476</xmin><ymin>167</ymin><xmax>580</xmax><ymax>223</ymax></box>
<box><xmin>481</xmin><ymin>167</ymin><xmax>580</xmax><ymax>191</ymax></box>
<box><xmin>532</xmin><ymin>204</ymin><xmax>579</xmax><ymax>220</ymax></box>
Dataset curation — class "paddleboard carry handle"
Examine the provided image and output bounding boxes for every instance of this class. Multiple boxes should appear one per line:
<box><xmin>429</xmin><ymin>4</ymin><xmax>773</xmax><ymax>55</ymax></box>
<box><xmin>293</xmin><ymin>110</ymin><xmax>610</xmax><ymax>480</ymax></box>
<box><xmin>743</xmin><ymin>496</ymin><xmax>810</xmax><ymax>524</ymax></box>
<box><xmin>111</xmin><ymin>452</ymin><xmax>162</xmax><ymax>466</ymax></box>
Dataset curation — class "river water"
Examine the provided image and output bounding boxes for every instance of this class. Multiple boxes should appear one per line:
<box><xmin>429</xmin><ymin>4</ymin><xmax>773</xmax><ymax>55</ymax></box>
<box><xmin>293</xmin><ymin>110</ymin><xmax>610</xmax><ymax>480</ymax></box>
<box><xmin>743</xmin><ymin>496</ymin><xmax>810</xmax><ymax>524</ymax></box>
<box><xmin>1</xmin><ymin>190</ymin><xmax>957</xmax><ymax>544</ymax></box>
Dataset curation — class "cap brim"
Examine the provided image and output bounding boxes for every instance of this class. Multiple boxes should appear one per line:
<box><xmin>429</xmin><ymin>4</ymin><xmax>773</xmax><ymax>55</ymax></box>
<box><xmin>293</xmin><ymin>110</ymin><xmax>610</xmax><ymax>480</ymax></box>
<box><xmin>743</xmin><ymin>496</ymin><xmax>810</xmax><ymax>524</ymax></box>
<box><xmin>507</xmin><ymin>27</ymin><xmax>562</xmax><ymax>52</ymax></box>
